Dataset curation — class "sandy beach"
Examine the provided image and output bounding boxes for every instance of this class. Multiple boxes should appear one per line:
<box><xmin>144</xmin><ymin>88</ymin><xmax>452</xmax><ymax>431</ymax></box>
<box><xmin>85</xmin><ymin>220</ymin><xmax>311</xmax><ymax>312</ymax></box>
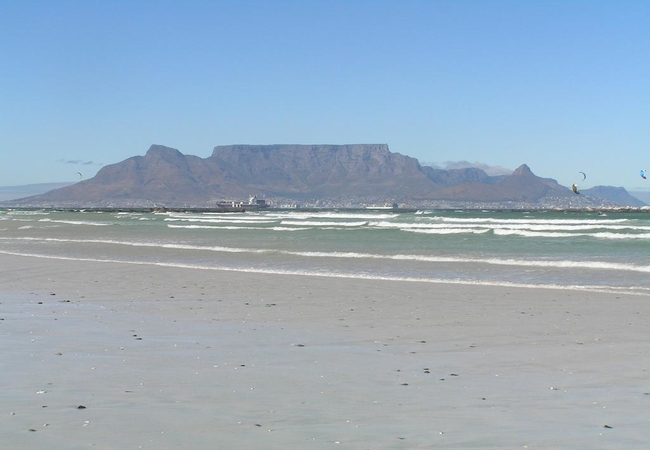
<box><xmin>1</xmin><ymin>252</ymin><xmax>649</xmax><ymax>449</ymax></box>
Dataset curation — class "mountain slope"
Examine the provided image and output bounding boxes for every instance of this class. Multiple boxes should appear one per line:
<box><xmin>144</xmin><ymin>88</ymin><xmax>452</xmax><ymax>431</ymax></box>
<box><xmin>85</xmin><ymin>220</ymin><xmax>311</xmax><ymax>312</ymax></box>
<box><xmin>3</xmin><ymin>144</ymin><xmax>638</xmax><ymax>208</ymax></box>
<box><xmin>582</xmin><ymin>186</ymin><xmax>646</xmax><ymax>207</ymax></box>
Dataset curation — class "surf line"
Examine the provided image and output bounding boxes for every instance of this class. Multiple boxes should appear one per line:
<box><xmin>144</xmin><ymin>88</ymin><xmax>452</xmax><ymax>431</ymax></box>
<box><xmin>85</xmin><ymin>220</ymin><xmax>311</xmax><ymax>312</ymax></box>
<box><xmin>3</xmin><ymin>236</ymin><xmax>650</xmax><ymax>273</ymax></box>
<box><xmin>0</xmin><ymin>249</ymin><xmax>648</xmax><ymax>296</ymax></box>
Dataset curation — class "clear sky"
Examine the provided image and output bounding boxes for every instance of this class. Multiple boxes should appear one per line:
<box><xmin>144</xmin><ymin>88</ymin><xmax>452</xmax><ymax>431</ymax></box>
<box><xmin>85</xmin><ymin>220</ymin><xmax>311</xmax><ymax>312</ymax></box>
<box><xmin>1</xmin><ymin>0</ymin><xmax>648</xmax><ymax>191</ymax></box>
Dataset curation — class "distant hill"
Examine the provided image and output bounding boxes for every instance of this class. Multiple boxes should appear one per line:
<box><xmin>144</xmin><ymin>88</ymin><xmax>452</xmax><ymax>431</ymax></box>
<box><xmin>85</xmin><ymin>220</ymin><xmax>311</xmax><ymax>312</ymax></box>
<box><xmin>421</xmin><ymin>163</ymin><xmax>569</xmax><ymax>203</ymax></box>
<box><xmin>628</xmin><ymin>190</ymin><xmax>650</xmax><ymax>205</ymax></box>
<box><xmin>2</xmin><ymin>144</ymin><xmax>644</xmax><ymax>208</ymax></box>
<box><xmin>0</xmin><ymin>182</ymin><xmax>75</xmax><ymax>202</ymax></box>
<box><xmin>582</xmin><ymin>186</ymin><xmax>646</xmax><ymax>207</ymax></box>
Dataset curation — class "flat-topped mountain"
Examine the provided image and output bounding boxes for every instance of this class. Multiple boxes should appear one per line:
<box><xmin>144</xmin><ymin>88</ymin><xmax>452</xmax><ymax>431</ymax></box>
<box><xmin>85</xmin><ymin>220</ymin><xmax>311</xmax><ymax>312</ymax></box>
<box><xmin>4</xmin><ymin>144</ymin><xmax>643</xmax><ymax>208</ymax></box>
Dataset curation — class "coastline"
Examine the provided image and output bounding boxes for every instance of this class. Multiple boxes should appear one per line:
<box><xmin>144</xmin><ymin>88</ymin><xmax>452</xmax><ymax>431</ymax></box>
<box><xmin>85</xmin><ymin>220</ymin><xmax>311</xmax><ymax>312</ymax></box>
<box><xmin>2</xmin><ymin>205</ymin><xmax>649</xmax><ymax>213</ymax></box>
<box><xmin>2</xmin><ymin>253</ymin><xmax>650</xmax><ymax>448</ymax></box>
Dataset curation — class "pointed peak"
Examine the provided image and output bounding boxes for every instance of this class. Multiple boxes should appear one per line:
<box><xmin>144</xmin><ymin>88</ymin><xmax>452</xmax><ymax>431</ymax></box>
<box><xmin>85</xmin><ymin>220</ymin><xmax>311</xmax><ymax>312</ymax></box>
<box><xmin>512</xmin><ymin>164</ymin><xmax>534</xmax><ymax>176</ymax></box>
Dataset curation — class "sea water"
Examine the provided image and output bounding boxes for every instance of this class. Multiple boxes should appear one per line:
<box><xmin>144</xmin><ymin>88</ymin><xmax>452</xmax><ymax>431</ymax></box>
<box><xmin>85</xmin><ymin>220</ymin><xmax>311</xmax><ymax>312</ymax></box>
<box><xmin>1</xmin><ymin>208</ymin><xmax>650</xmax><ymax>295</ymax></box>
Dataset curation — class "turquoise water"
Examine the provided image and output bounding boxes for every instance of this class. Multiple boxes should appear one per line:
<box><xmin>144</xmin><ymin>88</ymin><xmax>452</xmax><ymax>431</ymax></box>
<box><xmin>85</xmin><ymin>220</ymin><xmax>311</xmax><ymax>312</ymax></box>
<box><xmin>2</xmin><ymin>208</ymin><xmax>650</xmax><ymax>295</ymax></box>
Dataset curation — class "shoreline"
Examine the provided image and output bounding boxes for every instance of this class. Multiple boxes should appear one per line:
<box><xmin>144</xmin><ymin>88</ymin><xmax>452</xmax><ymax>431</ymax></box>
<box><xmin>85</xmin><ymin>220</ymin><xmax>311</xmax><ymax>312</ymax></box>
<box><xmin>0</xmin><ymin>249</ymin><xmax>645</xmax><ymax>297</ymax></box>
<box><xmin>2</xmin><ymin>253</ymin><xmax>650</xmax><ymax>448</ymax></box>
<box><xmin>2</xmin><ymin>205</ymin><xmax>649</xmax><ymax>214</ymax></box>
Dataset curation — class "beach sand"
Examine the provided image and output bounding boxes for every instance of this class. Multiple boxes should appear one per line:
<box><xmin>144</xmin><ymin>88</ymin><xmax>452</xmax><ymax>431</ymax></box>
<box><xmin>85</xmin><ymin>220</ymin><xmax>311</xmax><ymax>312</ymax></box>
<box><xmin>1</xmin><ymin>253</ymin><xmax>649</xmax><ymax>449</ymax></box>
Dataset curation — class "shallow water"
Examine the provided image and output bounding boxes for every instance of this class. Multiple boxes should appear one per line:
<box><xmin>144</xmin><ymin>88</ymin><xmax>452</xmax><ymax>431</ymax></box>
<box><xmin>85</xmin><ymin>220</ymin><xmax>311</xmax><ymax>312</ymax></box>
<box><xmin>2</xmin><ymin>208</ymin><xmax>650</xmax><ymax>294</ymax></box>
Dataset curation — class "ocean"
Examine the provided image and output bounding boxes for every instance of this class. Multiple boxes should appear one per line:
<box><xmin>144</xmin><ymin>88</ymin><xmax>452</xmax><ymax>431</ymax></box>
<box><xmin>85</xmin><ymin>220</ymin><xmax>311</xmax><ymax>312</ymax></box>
<box><xmin>1</xmin><ymin>208</ymin><xmax>650</xmax><ymax>295</ymax></box>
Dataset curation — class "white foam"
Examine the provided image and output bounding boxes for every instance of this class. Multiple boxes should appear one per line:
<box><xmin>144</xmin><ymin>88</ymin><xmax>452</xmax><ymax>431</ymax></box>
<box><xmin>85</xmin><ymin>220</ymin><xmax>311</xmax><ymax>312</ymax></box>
<box><xmin>428</xmin><ymin>216</ymin><xmax>630</xmax><ymax>225</ymax></box>
<box><xmin>6</xmin><ymin>210</ymin><xmax>50</xmax><ymax>216</ymax></box>
<box><xmin>166</xmin><ymin>224</ymin><xmax>310</xmax><ymax>231</ymax></box>
<box><xmin>4</xmin><ymin>236</ymin><xmax>650</xmax><ymax>273</ymax></box>
<box><xmin>493</xmin><ymin>229</ymin><xmax>650</xmax><ymax>239</ymax></box>
<box><xmin>38</xmin><ymin>219</ymin><xmax>112</xmax><ymax>226</ymax></box>
<box><xmin>164</xmin><ymin>217</ymin><xmax>277</xmax><ymax>224</ymax></box>
<box><xmin>402</xmin><ymin>228</ymin><xmax>491</xmax><ymax>235</ymax></box>
<box><xmin>2</xmin><ymin>248</ymin><xmax>648</xmax><ymax>296</ymax></box>
<box><xmin>267</xmin><ymin>211</ymin><xmax>398</xmax><ymax>220</ymax></box>
<box><xmin>280</xmin><ymin>220</ymin><xmax>368</xmax><ymax>227</ymax></box>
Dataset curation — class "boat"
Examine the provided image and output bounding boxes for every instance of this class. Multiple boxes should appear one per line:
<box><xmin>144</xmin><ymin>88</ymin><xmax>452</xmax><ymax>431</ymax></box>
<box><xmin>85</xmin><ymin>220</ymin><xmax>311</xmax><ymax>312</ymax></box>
<box><xmin>215</xmin><ymin>195</ymin><xmax>268</xmax><ymax>211</ymax></box>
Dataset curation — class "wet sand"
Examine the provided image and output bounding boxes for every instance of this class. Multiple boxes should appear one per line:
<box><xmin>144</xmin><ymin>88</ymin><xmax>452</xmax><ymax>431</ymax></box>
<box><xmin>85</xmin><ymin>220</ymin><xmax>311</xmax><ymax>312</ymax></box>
<box><xmin>1</xmin><ymin>253</ymin><xmax>650</xmax><ymax>449</ymax></box>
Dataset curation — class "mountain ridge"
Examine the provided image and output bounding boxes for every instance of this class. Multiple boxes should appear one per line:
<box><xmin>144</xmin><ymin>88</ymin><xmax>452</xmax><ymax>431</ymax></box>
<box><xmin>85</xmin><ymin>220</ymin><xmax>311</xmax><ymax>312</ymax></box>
<box><xmin>3</xmin><ymin>144</ymin><xmax>645</xmax><ymax>208</ymax></box>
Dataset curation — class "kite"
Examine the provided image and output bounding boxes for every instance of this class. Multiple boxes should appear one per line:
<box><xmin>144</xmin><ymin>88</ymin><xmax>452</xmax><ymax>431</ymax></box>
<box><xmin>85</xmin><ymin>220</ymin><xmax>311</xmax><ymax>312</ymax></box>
<box><xmin>571</xmin><ymin>183</ymin><xmax>580</xmax><ymax>195</ymax></box>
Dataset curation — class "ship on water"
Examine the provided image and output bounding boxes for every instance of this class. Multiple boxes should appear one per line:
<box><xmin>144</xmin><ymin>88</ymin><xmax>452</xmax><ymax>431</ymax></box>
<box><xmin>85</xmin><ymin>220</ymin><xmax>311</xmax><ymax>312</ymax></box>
<box><xmin>216</xmin><ymin>195</ymin><xmax>268</xmax><ymax>211</ymax></box>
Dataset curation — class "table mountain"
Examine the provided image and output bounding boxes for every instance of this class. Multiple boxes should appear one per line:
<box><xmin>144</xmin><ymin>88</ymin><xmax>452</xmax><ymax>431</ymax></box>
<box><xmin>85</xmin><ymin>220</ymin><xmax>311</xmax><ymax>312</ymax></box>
<box><xmin>4</xmin><ymin>144</ymin><xmax>634</xmax><ymax>208</ymax></box>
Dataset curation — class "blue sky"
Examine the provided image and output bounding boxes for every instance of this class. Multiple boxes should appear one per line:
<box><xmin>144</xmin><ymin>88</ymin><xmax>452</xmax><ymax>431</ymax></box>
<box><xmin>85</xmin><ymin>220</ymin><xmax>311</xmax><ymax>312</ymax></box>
<box><xmin>2</xmin><ymin>0</ymin><xmax>648</xmax><ymax>191</ymax></box>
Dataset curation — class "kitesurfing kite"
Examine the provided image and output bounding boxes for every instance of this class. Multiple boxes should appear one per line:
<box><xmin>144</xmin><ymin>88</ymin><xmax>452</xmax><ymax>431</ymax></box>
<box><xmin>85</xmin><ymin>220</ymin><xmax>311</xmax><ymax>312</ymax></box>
<box><xmin>579</xmin><ymin>171</ymin><xmax>586</xmax><ymax>181</ymax></box>
<box><xmin>641</xmin><ymin>169</ymin><xmax>647</xmax><ymax>180</ymax></box>
<box><xmin>77</xmin><ymin>172</ymin><xmax>83</xmax><ymax>180</ymax></box>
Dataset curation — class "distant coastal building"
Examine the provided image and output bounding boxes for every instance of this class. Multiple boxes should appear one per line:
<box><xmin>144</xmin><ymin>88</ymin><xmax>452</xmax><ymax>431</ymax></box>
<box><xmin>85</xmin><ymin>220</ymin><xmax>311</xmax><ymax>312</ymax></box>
<box><xmin>216</xmin><ymin>195</ymin><xmax>268</xmax><ymax>211</ymax></box>
<box><xmin>364</xmin><ymin>203</ymin><xmax>399</xmax><ymax>210</ymax></box>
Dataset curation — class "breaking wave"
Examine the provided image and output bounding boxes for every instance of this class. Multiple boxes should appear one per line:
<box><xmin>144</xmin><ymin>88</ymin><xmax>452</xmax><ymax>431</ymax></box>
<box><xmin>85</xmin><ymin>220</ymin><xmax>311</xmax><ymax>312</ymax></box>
<box><xmin>2</xmin><ymin>248</ymin><xmax>649</xmax><ymax>296</ymax></box>
<box><xmin>3</xmin><ymin>236</ymin><xmax>650</xmax><ymax>273</ymax></box>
